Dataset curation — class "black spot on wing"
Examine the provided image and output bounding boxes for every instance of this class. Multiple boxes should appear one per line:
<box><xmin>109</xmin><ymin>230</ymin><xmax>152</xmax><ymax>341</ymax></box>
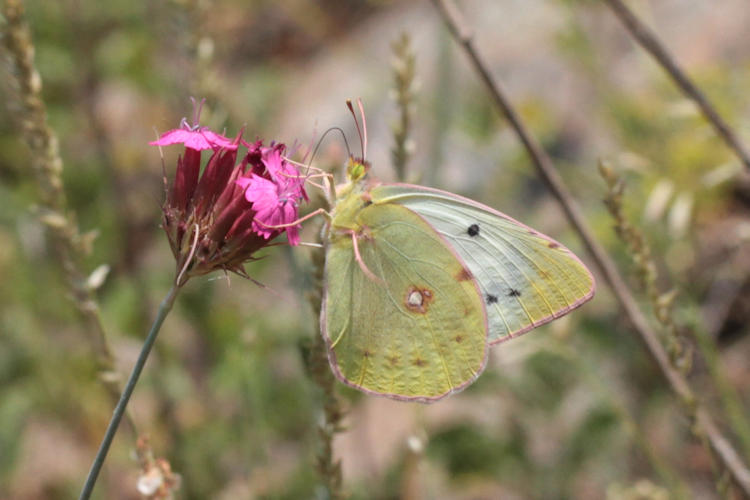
<box><xmin>508</xmin><ymin>288</ymin><xmax>521</xmax><ymax>297</ymax></box>
<box><xmin>486</xmin><ymin>294</ymin><xmax>498</xmax><ymax>304</ymax></box>
<box><xmin>467</xmin><ymin>224</ymin><xmax>480</xmax><ymax>237</ymax></box>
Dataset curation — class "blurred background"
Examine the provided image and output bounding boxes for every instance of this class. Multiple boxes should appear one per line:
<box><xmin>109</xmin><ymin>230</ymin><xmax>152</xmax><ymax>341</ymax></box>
<box><xmin>1</xmin><ymin>0</ymin><xmax>750</xmax><ymax>498</ymax></box>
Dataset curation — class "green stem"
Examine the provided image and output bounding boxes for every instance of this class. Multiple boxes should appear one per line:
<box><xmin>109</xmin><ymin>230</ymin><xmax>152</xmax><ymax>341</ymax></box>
<box><xmin>79</xmin><ymin>284</ymin><xmax>181</xmax><ymax>500</ymax></box>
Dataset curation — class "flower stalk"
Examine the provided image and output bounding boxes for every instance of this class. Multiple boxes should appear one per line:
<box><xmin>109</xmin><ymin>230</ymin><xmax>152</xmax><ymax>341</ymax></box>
<box><xmin>79</xmin><ymin>284</ymin><xmax>181</xmax><ymax>500</ymax></box>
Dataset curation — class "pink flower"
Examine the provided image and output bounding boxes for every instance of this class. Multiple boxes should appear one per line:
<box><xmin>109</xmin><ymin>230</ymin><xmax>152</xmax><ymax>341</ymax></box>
<box><xmin>153</xmin><ymin>107</ymin><xmax>308</xmax><ymax>278</ymax></box>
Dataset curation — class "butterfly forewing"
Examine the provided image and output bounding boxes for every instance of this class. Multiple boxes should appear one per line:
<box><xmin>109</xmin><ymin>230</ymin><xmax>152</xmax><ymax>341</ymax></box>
<box><xmin>371</xmin><ymin>184</ymin><xmax>595</xmax><ymax>344</ymax></box>
<box><xmin>322</xmin><ymin>202</ymin><xmax>488</xmax><ymax>402</ymax></box>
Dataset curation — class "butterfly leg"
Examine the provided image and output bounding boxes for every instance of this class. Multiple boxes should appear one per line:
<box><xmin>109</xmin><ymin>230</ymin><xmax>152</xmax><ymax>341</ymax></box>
<box><xmin>349</xmin><ymin>230</ymin><xmax>384</xmax><ymax>285</ymax></box>
<box><xmin>253</xmin><ymin>207</ymin><xmax>332</xmax><ymax>231</ymax></box>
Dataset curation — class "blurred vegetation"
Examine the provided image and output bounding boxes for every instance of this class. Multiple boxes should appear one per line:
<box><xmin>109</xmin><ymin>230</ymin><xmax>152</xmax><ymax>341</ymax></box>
<box><xmin>2</xmin><ymin>0</ymin><xmax>750</xmax><ymax>498</ymax></box>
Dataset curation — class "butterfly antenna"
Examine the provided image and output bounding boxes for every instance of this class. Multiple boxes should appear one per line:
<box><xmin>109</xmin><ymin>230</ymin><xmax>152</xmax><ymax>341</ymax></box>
<box><xmin>357</xmin><ymin>98</ymin><xmax>368</xmax><ymax>160</ymax></box>
<box><xmin>308</xmin><ymin>126</ymin><xmax>352</xmax><ymax>171</ymax></box>
<box><xmin>346</xmin><ymin>99</ymin><xmax>365</xmax><ymax>160</ymax></box>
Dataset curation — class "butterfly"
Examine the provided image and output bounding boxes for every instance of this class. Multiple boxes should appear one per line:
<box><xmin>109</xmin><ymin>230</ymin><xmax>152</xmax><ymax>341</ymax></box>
<box><xmin>319</xmin><ymin>103</ymin><xmax>595</xmax><ymax>403</ymax></box>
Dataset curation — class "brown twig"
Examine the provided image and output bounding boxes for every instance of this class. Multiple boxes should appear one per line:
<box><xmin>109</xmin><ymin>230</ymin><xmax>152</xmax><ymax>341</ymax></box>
<box><xmin>429</xmin><ymin>0</ymin><xmax>750</xmax><ymax>496</ymax></box>
<box><xmin>603</xmin><ymin>0</ymin><xmax>750</xmax><ymax>170</ymax></box>
<box><xmin>1</xmin><ymin>0</ymin><xmax>137</xmax><ymax>436</ymax></box>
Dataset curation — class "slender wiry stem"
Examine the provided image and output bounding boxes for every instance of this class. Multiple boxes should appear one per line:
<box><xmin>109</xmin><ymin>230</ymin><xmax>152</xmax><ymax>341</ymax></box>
<box><xmin>429</xmin><ymin>0</ymin><xmax>750</xmax><ymax>495</ymax></box>
<box><xmin>1</xmin><ymin>0</ymin><xmax>138</xmax><ymax>435</ymax></box>
<box><xmin>603</xmin><ymin>0</ymin><xmax>750</xmax><ymax>170</ymax></box>
<box><xmin>79</xmin><ymin>284</ymin><xmax>181</xmax><ymax>500</ymax></box>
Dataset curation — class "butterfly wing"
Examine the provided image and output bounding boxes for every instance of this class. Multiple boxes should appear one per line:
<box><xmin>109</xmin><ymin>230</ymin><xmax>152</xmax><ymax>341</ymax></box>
<box><xmin>322</xmin><ymin>202</ymin><xmax>488</xmax><ymax>402</ymax></box>
<box><xmin>370</xmin><ymin>184</ymin><xmax>595</xmax><ymax>345</ymax></box>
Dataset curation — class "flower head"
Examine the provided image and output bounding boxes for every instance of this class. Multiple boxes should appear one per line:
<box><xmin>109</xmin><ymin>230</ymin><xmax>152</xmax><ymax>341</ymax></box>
<box><xmin>154</xmin><ymin>113</ymin><xmax>308</xmax><ymax>280</ymax></box>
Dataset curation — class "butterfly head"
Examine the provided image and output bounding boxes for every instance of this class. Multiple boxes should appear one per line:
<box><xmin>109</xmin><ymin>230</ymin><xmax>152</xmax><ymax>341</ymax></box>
<box><xmin>346</xmin><ymin>156</ymin><xmax>370</xmax><ymax>183</ymax></box>
<box><xmin>342</xmin><ymin>98</ymin><xmax>372</xmax><ymax>186</ymax></box>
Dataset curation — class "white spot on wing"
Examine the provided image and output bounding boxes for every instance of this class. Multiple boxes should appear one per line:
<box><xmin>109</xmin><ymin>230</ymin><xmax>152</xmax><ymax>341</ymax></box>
<box><xmin>407</xmin><ymin>290</ymin><xmax>423</xmax><ymax>307</ymax></box>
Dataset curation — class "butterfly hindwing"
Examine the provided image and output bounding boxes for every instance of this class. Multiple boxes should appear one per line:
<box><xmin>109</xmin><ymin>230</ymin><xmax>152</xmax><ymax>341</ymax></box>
<box><xmin>322</xmin><ymin>202</ymin><xmax>488</xmax><ymax>402</ymax></box>
<box><xmin>370</xmin><ymin>184</ymin><xmax>596</xmax><ymax>344</ymax></box>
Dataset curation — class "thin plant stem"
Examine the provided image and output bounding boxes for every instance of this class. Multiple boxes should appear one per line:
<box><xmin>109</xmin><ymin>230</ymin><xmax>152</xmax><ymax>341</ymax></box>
<box><xmin>79</xmin><ymin>284</ymin><xmax>181</xmax><ymax>500</ymax></box>
<box><xmin>1</xmin><ymin>0</ymin><xmax>138</xmax><ymax>435</ymax></box>
<box><xmin>603</xmin><ymin>0</ymin><xmax>750</xmax><ymax>170</ymax></box>
<box><xmin>429</xmin><ymin>0</ymin><xmax>750</xmax><ymax>495</ymax></box>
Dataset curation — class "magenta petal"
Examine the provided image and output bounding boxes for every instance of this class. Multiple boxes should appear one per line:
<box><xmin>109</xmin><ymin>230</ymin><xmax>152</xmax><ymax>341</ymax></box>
<box><xmin>285</xmin><ymin>227</ymin><xmax>300</xmax><ymax>246</ymax></box>
<box><xmin>202</xmin><ymin>130</ymin><xmax>238</xmax><ymax>150</ymax></box>
<box><xmin>242</xmin><ymin>175</ymin><xmax>279</xmax><ymax>208</ymax></box>
<box><xmin>150</xmin><ymin>127</ymin><xmax>237</xmax><ymax>151</ymax></box>
<box><xmin>151</xmin><ymin>129</ymin><xmax>200</xmax><ymax>147</ymax></box>
<box><xmin>261</xmin><ymin>148</ymin><xmax>285</xmax><ymax>180</ymax></box>
<box><xmin>235</xmin><ymin>176</ymin><xmax>252</xmax><ymax>190</ymax></box>
<box><xmin>182</xmin><ymin>133</ymin><xmax>215</xmax><ymax>151</ymax></box>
